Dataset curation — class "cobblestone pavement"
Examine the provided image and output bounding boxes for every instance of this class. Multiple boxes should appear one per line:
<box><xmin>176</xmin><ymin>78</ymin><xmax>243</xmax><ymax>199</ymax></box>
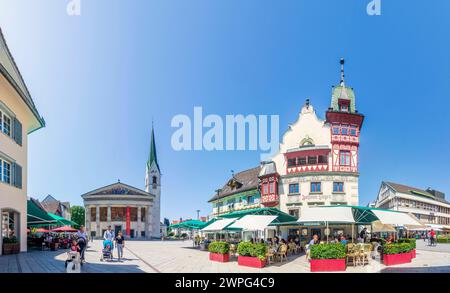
<box><xmin>1</xmin><ymin>240</ymin><xmax>449</xmax><ymax>273</ymax></box>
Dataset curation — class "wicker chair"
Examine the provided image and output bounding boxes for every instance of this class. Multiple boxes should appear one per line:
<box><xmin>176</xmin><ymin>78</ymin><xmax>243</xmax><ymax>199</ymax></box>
<box><xmin>288</xmin><ymin>242</ymin><xmax>297</xmax><ymax>255</ymax></box>
<box><xmin>346</xmin><ymin>244</ymin><xmax>360</xmax><ymax>267</ymax></box>
<box><xmin>276</xmin><ymin>244</ymin><xmax>288</xmax><ymax>263</ymax></box>
<box><xmin>266</xmin><ymin>247</ymin><xmax>275</xmax><ymax>265</ymax></box>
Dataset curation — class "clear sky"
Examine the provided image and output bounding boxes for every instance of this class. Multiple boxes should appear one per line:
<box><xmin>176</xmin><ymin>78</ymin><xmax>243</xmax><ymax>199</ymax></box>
<box><xmin>0</xmin><ymin>0</ymin><xmax>449</xmax><ymax>221</ymax></box>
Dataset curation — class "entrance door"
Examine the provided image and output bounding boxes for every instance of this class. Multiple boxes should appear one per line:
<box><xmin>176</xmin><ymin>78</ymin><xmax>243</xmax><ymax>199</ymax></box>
<box><xmin>114</xmin><ymin>225</ymin><xmax>122</xmax><ymax>236</ymax></box>
<box><xmin>130</xmin><ymin>229</ymin><xmax>135</xmax><ymax>238</ymax></box>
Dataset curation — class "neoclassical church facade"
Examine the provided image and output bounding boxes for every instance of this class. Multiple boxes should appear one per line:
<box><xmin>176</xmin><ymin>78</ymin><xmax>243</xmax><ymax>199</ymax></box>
<box><xmin>82</xmin><ymin>127</ymin><xmax>162</xmax><ymax>239</ymax></box>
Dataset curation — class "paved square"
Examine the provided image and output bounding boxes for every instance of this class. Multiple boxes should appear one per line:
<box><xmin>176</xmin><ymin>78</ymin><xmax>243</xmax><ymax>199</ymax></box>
<box><xmin>1</xmin><ymin>240</ymin><xmax>449</xmax><ymax>273</ymax></box>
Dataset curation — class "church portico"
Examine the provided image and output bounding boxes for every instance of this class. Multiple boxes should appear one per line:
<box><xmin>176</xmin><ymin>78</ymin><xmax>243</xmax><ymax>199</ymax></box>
<box><xmin>82</xmin><ymin>183</ymin><xmax>155</xmax><ymax>240</ymax></box>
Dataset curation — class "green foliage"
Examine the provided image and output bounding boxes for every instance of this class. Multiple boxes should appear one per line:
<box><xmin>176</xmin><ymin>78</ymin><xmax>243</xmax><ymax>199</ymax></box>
<box><xmin>168</xmin><ymin>232</ymin><xmax>175</xmax><ymax>237</ymax></box>
<box><xmin>181</xmin><ymin>233</ymin><xmax>187</xmax><ymax>238</ymax></box>
<box><xmin>310</xmin><ymin>243</ymin><xmax>346</xmax><ymax>260</ymax></box>
<box><xmin>71</xmin><ymin>206</ymin><xmax>85</xmax><ymax>227</ymax></box>
<box><xmin>237</xmin><ymin>242</ymin><xmax>267</xmax><ymax>260</ymax></box>
<box><xmin>208</xmin><ymin>242</ymin><xmax>230</xmax><ymax>254</ymax></box>
<box><xmin>383</xmin><ymin>242</ymin><xmax>413</xmax><ymax>255</ymax></box>
<box><xmin>2</xmin><ymin>236</ymin><xmax>18</xmax><ymax>244</ymax></box>
<box><xmin>437</xmin><ymin>236</ymin><xmax>450</xmax><ymax>243</ymax></box>
<box><xmin>398</xmin><ymin>238</ymin><xmax>416</xmax><ymax>249</ymax></box>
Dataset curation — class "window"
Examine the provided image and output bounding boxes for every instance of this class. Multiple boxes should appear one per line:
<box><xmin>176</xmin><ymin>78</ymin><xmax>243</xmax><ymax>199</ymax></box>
<box><xmin>100</xmin><ymin>207</ymin><xmax>107</xmax><ymax>222</ymax></box>
<box><xmin>339</xmin><ymin>151</ymin><xmax>351</xmax><ymax>166</ymax></box>
<box><xmin>141</xmin><ymin>207</ymin><xmax>146</xmax><ymax>222</ymax></box>
<box><xmin>90</xmin><ymin>207</ymin><xmax>96</xmax><ymax>222</ymax></box>
<box><xmin>318</xmin><ymin>155</ymin><xmax>328</xmax><ymax>164</ymax></box>
<box><xmin>2</xmin><ymin>160</ymin><xmax>11</xmax><ymax>184</ymax></box>
<box><xmin>247</xmin><ymin>196</ymin><xmax>254</xmax><ymax>204</ymax></box>
<box><xmin>332</xmin><ymin>126</ymin><xmax>339</xmax><ymax>135</ymax></box>
<box><xmin>289</xmin><ymin>209</ymin><xmax>299</xmax><ymax>218</ymax></box>
<box><xmin>130</xmin><ymin>208</ymin><xmax>138</xmax><ymax>222</ymax></box>
<box><xmin>333</xmin><ymin>182</ymin><xmax>344</xmax><ymax>193</ymax></box>
<box><xmin>350</xmin><ymin>126</ymin><xmax>357</xmax><ymax>136</ymax></box>
<box><xmin>263</xmin><ymin>183</ymin><xmax>268</xmax><ymax>194</ymax></box>
<box><xmin>311</xmin><ymin>182</ymin><xmax>321</xmax><ymax>193</ymax></box>
<box><xmin>152</xmin><ymin>176</ymin><xmax>157</xmax><ymax>184</ymax></box>
<box><xmin>308</xmin><ymin>156</ymin><xmax>317</xmax><ymax>164</ymax></box>
<box><xmin>287</xmin><ymin>158</ymin><xmax>297</xmax><ymax>167</ymax></box>
<box><xmin>339</xmin><ymin>104</ymin><xmax>349</xmax><ymax>112</ymax></box>
<box><xmin>298</xmin><ymin>157</ymin><xmax>307</xmax><ymax>165</ymax></box>
<box><xmin>1</xmin><ymin>112</ymin><xmax>11</xmax><ymax>137</ymax></box>
<box><xmin>269</xmin><ymin>182</ymin><xmax>275</xmax><ymax>193</ymax></box>
<box><xmin>289</xmin><ymin>183</ymin><xmax>299</xmax><ymax>194</ymax></box>
<box><xmin>341</xmin><ymin>126</ymin><xmax>348</xmax><ymax>135</ymax></box>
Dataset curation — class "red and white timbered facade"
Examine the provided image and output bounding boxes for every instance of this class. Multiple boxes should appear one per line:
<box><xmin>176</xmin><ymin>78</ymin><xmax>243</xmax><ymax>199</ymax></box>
<box><xmin>258</xmin><ymin>59</ymin><xmax>364</xmax><ymax>217</ymax></box>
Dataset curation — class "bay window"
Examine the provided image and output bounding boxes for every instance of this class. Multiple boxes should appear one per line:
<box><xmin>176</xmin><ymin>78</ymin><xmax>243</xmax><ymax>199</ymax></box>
<box><xmin>339</xmin><ymin>151</ymin><xmax>351</xmax><ymax>166</ymax></box>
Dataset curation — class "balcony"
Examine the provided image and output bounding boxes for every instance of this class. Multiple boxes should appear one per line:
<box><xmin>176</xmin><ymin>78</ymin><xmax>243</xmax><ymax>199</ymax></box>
<box><xmin>287</xmin><ymin>164</ymin><xmax>329</xmax><ymax>174</ymax></box>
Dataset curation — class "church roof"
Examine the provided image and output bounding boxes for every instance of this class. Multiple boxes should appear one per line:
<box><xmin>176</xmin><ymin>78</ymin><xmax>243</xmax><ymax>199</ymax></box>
<box><xmin>147</xmin><ymin>126</ymin><xmax>160</xmax><ymax>172</ymax></box>
<box><xmin>0</xmin><ymin>27</ymin><xmax>45</xmax><ymax>132</ymax></box>
<box><xmin>208</xmin><ymin>167</ymin><xmax>260</xmax><ymax>202</ymax></box>
<box><xmin>81</xmin><ymin>181</ymin><xmax>155</xmax><ymax>199</ymax></box>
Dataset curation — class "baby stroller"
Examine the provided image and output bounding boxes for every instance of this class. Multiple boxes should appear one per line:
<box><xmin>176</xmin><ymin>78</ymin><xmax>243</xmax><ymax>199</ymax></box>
<box><xmin>101</xmin><ymin>239</ymin><xmax>113</xmax><ymax>261</ymax></box>
<box><xmin>65</xmin><ymin>251</ymin><xmax>81</xmax><ymax>273</ymax></box>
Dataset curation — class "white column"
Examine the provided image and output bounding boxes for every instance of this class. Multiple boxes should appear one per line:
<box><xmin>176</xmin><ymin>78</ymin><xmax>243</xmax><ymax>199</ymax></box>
<box><xmin>137</xmin><ymin>207</ymin><xmax>142</xmax><ymax>239</ymax></box>
<box><xmin>96</xmin><ymin>205</ymin><xmax>100</xmax><ymax>239</ymax></box>
<box><xmin>107</xmin><ymin>206</ymin><xmax>111</xmax><ymax>223</ymax></box>
<box><xmin>85</xmin><ymin>206</ymin><xmax>90</xmax><ymax>235</ymax></box>
<box><xmin>146</xmin><ymin>205</ymin><xmax>152</xmax><ymax>239</ymax></box>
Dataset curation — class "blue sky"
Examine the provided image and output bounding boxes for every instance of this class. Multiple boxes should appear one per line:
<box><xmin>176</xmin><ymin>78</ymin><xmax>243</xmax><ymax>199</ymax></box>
<box><xmin>0</xmin><ymin>0</ymin><xmax>449</xmax><ymax>221</ymax></box>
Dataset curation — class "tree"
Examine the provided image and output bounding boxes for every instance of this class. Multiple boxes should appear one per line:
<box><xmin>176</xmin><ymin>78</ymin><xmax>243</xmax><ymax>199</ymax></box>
<box><xmin>71</xmin><ymin>206</ymin><xmax>85</xmax><ymax>227</ymax></box>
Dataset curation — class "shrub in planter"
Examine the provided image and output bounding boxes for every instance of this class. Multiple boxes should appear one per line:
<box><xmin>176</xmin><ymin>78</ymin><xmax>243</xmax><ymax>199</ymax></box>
<box><xmin>2</xmin><ymin>237</ymin><xmax>20</xmax><ymax>255</ymax></box>
<box><xmin>237</xmin><ymin>242</ymin><xmax>266</xmax><ymax>268</ymax></box>
<box><xmin>398</xmin><ymin>239</ymin><xmax>416</xmax><ymax>258</ymax></box>
<box><xmin>383</xmin><ymin>243</ymin><xmax>412</xmax><ymax>266</ymax></box>
<box><xmin>310</xmin><ymin>243</ymin><xmax>346</xmax><ymax>272</ymax></box>
<box><xmin>208</xmin><ymin>242</ymin><xmax>230</xmax><ymax>262</ymax></box>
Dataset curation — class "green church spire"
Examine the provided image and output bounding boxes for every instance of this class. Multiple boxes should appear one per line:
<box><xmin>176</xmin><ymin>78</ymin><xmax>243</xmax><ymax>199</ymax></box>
<box><xmin>147</xmin><ymin>125</ymin><xmax>160</xmax><ymax>172</ymax></box>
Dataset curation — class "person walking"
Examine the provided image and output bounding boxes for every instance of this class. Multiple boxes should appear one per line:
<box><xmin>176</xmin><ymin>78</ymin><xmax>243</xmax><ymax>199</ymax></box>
<box><xmin>76</xmin><ymin>225</ymin><xmax>88</xmax><ymax>264</ymax></box>
<box><xmin>103</xmin><ymin>226</ymin><xmax>115</xmax><ymax>258</ymax></box>
<box><xmin>115</xmin><ymin>231</ymin><xmax>125</xmax><ymax>261</ymax></box>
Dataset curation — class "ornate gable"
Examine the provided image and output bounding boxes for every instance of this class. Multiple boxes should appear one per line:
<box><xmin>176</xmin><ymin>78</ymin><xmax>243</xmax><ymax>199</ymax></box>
<box><xmin>82</xmin><ymin>182</ymin><xmax>153</xmax><ymax>198</ymax></box>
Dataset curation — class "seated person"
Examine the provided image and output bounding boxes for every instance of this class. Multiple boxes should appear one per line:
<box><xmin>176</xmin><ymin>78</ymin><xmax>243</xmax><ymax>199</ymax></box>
<box><xmin>340</xmin><ymin>235</ymin><xmax>348</xmax><ymax>245</ymax></box>
<box><xmin>305</xmin><ymin>234</ymin><xmax>320</xmax><ymax>260</ymax></box>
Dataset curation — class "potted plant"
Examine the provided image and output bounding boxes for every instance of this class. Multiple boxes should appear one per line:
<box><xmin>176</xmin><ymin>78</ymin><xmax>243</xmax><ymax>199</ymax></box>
<box><xmin>208</xmin><ymin>241</ymin><xmax>230</xmax><ymax>262</ymax></box>
<box><xmin>2</xmin><ymin>236</ymin><xmax>20</xmax><ymax>255</ymax></box>
<box><xmin>310</xmin><ymin>243</ymin><xmax>346</xmax><ymax>272</ymax></box>
<box><xmin>398</xmin><ymin>239</ymin><xmax>416</xmax><ymax>258</ymax></box>
<box><xmin>383</xmin><ymin>242</ymin><xmax>412</xmax><ymax>266</ymax></box>
<box><xmin>237</xmin><ymin>242</ymin><xmax>267</xmax><ymax>268</ymax></box>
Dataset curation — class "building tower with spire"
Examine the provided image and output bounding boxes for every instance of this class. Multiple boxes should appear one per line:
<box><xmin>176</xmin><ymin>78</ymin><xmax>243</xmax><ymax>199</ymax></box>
<box><xmin>145</xmin><ymin>126</ymin><xmax>161</xmax><ymax>238</ymax></box>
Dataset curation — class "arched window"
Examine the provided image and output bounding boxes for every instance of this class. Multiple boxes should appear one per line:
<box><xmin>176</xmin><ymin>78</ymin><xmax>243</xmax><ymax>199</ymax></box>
<box><xmin>152</xmin><ymin>176</ymin><xmax>157</xmax><ymax>185</ymax></box>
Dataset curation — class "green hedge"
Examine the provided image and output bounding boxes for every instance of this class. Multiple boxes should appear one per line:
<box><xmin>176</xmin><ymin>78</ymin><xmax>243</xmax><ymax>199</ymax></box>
<box><xmin>398</xmin><ymin>238</ymin><xmax>416</xmax><ymax>249</ymax></box>
<box><xmin>208</xmin><ymin>242</ymin><xmax>230</xmax><ymax>254</ymax></box>
<box><xmin>310</xmin><ymin>243</ymin><xmax>346</xmax><ymax>260</ymax></box>
<box><xmin>437</xmin><ymin>236</ymin><xmax>450</xmax><ymax>243</ymax></box>
<box><xmin>237</xmin><ymin>242</ymin><xmax>266</xmax><ymax>260</ymax></box>
<box><xmin>2</xmin><ymin>236</ymin><xmax>18</xmax><ymax>244</ymax></box>
<box><xmin>383</xmin><ymin>243</ymin><xmax>413</xmax><ymax>255</ymax></box>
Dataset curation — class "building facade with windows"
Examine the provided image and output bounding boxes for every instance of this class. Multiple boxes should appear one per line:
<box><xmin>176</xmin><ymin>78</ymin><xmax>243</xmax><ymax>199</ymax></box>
<box><xmin>0</xmin><ymin>27</ymin><xmax>45</xmax><ymax>254</ymax></box>
<box><xmin>259</xmin><ymin>59</ymin><xmax>364</xmax><ymax>218</ymax></box>
<box><xmin>208</xmin><ymin>167</ymin><xmax>262</xmax><ymax>217</ymax></box>
<box><xmin>82</xmin><ymin>127</ymin><xmax>162</xmax><ymax>239</ymax></box>
<box><xmin>374</xmin><ymin>182</ymin><xmax>450</xmax><ymax>226</ymax></box>
<box><xmin>40</xmin><ymin>195</ymin><xmax>71</xmax><ymax>220</ymax></box>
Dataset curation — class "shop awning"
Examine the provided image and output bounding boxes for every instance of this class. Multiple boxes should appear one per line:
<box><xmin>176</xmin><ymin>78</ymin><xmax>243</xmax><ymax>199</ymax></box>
<box><xmin>202</xmin><ymin>218</ymin><xmax>238</xmax><ymax>232</ymax></box>
<box><xmin>47</xmin><ymin>213</ymin><xmax>78</xmax><ymax>227</ymax></box>
<box><xmin>218</xmin><ymin>207</ymin><xmax>297</xmax><ymax>223</ymax></box>
<box><xmin>297</xmin><ymin>206</ymin><xmax>355</xmax><ymax>224</ymax></box>
<box><xmin>27</xmin><ymin>200</ymin><xmax>57</xmax><ymax>226</ymax></box>
<box><xmin>371</xmin><ymin>210</ymin><xmax>422</xmax><ymax>226</ymax></box>
<box><xmin>170</xmin><ymin>219</ymin><xmax>208</xmax><ymax>230</ymax></box>
<box><xmin>228</xmin><ymin>215</ymin><xmax>277</xmax><ymax>231</ymax></box>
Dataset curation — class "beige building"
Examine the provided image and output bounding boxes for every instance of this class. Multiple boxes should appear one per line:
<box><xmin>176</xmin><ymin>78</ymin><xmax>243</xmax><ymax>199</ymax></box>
<box><xmin>82</xmin><ymin>181</ymin><xmax>155</xmax><ymax>239</ymax></box>
<box><xmin>0</xmin><ymin>27</ymin><xmax>45</xmax><ymax>254</ymax></box>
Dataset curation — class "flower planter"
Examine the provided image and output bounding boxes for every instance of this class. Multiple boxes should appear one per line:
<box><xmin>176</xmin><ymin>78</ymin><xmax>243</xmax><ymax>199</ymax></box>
<box><xmin>238</xmin><ymin>255</ymin><xmax>266</xmax><ymax>268</ymax></box>
<box><xmin>209</xmin><ymin>252</ymin><xmax>230</xmax><ymax>263</ymax></box>
<box><xmin>2</xmin><ymin>243</ymin><xmax>20</xmax><ymax>255</ymax></box>
<box><xmin>383</xmin><ymin>253</ymin><xmax>412</xmax><ymax>266</ymax></box>
<box><xmin>310</xmin><ymin>259</ymin><xmax>346</xmax><ymax>272</ymax></box>
<box><xmin>411</xmin><ymin>249</ymin><xmax>416</xmax><ymax>258</ymax></box>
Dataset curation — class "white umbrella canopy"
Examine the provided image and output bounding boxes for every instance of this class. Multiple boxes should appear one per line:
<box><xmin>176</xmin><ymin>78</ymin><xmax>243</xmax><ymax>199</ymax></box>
<box><xmin>201</xmin><ymin>218</ymin><xmax>237</xmax><ymax>232</ymax></box>
<box><xmin>371</xmin><ymin>210</ymin><xmax>423</xmax><ymax>227</ymax></box>
<box><xmin>228</xmin><ymin>215</ymin><xmax>277</xmax><ymax>231</ymax></box>
<box><xmin>371</xmin><ymin>220</ymin><xmax>396</xmax><ymax>232</ymax></box>
<box><xmin>297</xmin><ymin>206</ymin><xmax>355</xmax><ymax>223</ymax></box>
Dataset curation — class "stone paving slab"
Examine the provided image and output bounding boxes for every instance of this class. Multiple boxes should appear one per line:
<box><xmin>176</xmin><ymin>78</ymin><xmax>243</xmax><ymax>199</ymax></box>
<box><xmin>1</xmin><ymin>240</ymin><xmax>449</xmax><ymax>273</ymax></box>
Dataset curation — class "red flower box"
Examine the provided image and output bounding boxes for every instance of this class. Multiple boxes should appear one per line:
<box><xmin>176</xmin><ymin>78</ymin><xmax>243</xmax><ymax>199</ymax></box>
<box><xmin>238</xmin><ymin>255</ymin><xmax>266</xmax><ymax>268</ymax></box>
<box><xmin>310</xmin><ymin>259</ymin><xmax>346</xmax><ymax>272</ymax></box>
<box><xmin>383</xmin><ymin>253</ymin><xmax>412</xmax><ymax>266</ymax></box>
<box><xmin>209</xmin><ymin>252</ymin><xmax>230</xmax><ymax>263</ymax></box>
<box><xmin>411</xmin><ymin>249</ymin><xmax>416</xmax><ymax>258</ymax></box>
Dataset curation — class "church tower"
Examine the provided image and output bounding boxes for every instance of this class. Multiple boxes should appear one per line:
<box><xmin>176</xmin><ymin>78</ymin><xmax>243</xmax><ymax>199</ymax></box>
<box><xmin>145</xmin><ymin>126</ymin><xmax>161</xmax><ymax>238</ymax></box>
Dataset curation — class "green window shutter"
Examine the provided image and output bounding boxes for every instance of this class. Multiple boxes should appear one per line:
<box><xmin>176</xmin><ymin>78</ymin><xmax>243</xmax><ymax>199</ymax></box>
<box><xmin>13</xmin><ymin>117</ymin><xmax>22</xmax><ymax>146</ymax></box>
<box><xmin>12</xmin><ymin>163</ymin><xmax>22</xmax><ymax>189</ymax></box>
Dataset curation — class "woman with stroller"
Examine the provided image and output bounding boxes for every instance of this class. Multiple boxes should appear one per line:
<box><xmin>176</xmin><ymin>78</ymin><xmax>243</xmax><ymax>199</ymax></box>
<box><xmin>115</xmin><ymin>231</ymin><xmax>125</xmax><ymax>261</ymax></box>
<box><xmin>103</xmin><ymin>226</ymin><xmax>115</xmax><ymax>258</ymax></box>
